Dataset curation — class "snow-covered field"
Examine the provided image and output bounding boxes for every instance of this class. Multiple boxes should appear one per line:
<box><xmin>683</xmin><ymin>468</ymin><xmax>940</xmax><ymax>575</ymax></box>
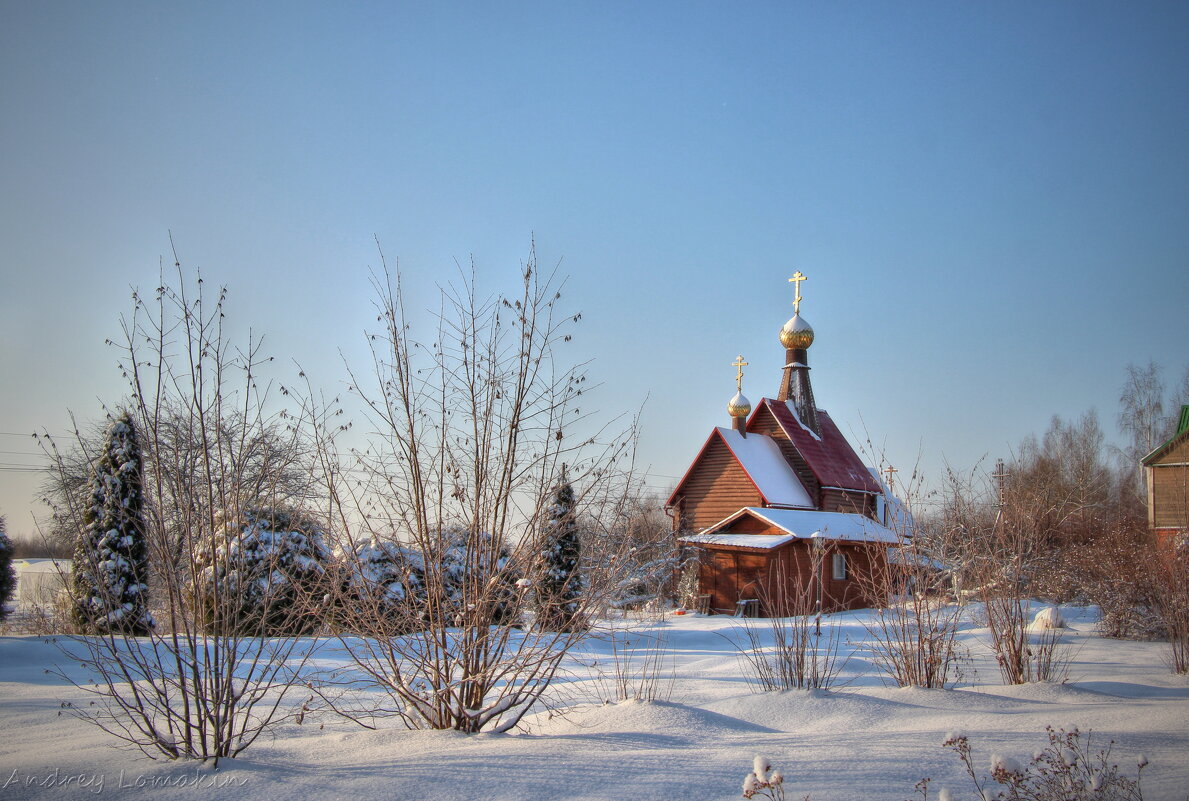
<box><xmin>2</xmin><ymin>607</ymin><xmax>1186</xmax><ymax>801</ymax></box>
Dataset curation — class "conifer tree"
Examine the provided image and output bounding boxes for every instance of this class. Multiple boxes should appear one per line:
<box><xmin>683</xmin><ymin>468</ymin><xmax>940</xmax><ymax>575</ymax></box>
<box><xmin>196</xmin><ymin>507</ymin><xmax>331</xmax><ymax>636</ymax></box>
<box><xmin>536</xmin><ymin>468</ymin><xmax>584</xmax><ymax>632</ymax></box>
<box><xmin>0</xmin><ymin>515</ymin><xmax>15</xmax><ymax>623</ymax></box>
<box><xmin>72</xmin><ymin>412</ymin><xmax>152</xmax><ymax>634</ymax></box>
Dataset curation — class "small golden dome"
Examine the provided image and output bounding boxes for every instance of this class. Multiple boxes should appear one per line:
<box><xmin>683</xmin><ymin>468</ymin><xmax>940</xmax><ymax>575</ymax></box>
<box><xmin>779</xmin><ymin>313</ymin><xmax>814</xmax><ymax>350</ymax></box>
<box><xmin>728</xmin><ymin>391</ymin><xmax>752</xmax><ymax>418</ymax></box>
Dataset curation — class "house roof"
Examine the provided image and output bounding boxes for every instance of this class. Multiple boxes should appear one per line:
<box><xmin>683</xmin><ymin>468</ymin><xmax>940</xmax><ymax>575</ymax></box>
<box><xmin>1142</xmin><ymin>404</ymin><xmax>1189</xmax><ymax>466</ymax></box>
<box><xmin>666</xmin><ymin>427</ymin><xmax>815</xmax><ymax>509</ymax></box>
<box><xmin>759</xmin><ymin>399</ymin><xmax>882</xmax><ymax>493</ymax></box>
<box><xmin>680</xmin><ymin>506</ymin><xmax>901</xmax><ymax>545</ymax></box>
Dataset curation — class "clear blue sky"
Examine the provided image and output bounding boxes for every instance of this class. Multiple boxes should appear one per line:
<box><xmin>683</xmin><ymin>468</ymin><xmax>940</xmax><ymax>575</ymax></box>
<box><xmin>2</xmin><ymin>1</ymin><xmax>1187</xmax><ymax>536</ymax></box>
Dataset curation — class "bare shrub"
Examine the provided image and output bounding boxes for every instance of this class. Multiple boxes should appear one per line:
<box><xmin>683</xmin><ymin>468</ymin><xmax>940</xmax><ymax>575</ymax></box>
<box><xmin>984</xmin><ymin>594</ymin><xmax>1075</xmax><ymax>684</ymax></box>
<box><xmin>312</xmin><ymin>246</ymin><xmax>637</xmax><ymax>733</ymax></box>
<box><xmin>735</xmin><ymin>563</ymin><xmax>847</xmax><ymax>692</ymax></box>
<box><xmin>1062</xmin><ymin>514</ymin><xmax>1163</xmax><ymax>640</ymax></box>
<box><xmin>584</xmin><ymin>621</ymin><xmax>672</xmax><ymax>703</ymax></box>
<box><xmin>848</xmin><ymin>455</ymin><xmax>965</xmax><ymax>689</ymax></box>
<box><xmin>861</xmin><ymin>582</ymin><xmax>964</xmax><ymax>689</ymax></box>
<box><xmin>1152</xmin><ymin>538</ymin><xmax>1189</xmax><ymax>673</ymax></box>
<box><xmin>933</xmin><ymin>454</ymin><xmax>1085</xmax><ymax>685</ymax></box>
<box><xmin>917</xmin><ymin>727</ymin><xmax>1148</xmax><ymax>801</ymax></box>
<box><xmin>41</xmin><ymin>257</ymin><xmax>320</xmax><ymax>764</ymax></box>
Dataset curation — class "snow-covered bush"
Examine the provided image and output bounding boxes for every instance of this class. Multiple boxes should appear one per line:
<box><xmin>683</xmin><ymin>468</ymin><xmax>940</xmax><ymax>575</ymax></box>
<box><xmin>1031</xmin><ymin>606</ymin><xmax>1066</xmax><ymax>630</ymax></box>
<box><xmin>196</xmin><ymin>507</ymin><xmax>331</xmax><ymax>636</ymax></box>
<box><xmin>921</xmin><ymin>727</ymin><xmax>1148</xmax><ymax>801</ymax></box>
<box><xmin>0</xmin><ymin>515</ymin><xmax>15</xmax><ymax>623</ymax></box>
<box><xmin>535</xmin><ymin>471</ymin><xmax>585</xmax><ymax>632</ymax></box>
<box><xmin>70</xmin><ymin>412</ymin><xmax>152</xmax><ymax>635</ymax></box>
<box><xmin>334</xmin><ymin>537</ymin><xmax>426</xmax><ymax>633</ymax></box>
<box><xmin>438</xmin><ymin>527</ymin><xmax>521</xmax><ymax>628</ymax></box>
<box><xmin>742</xmin><ymin>755</ymin><xmax>789</xmax><ymax>801</ymax></box>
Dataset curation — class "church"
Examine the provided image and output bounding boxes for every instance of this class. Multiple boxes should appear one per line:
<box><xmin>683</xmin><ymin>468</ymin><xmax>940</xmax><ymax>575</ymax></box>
<box><xmin>666</xmin><ymin>272</ymin><xmax>904</xmax><ymax>616</ymax></box>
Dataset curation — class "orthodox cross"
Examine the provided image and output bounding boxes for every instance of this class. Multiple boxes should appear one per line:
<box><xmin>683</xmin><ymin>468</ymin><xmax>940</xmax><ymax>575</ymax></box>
<box><xmin>992</xmin><ymin>458</ymin><xmax>1009</xmax><ymax>510</ymax></box>
<box><xmin>883</xmin><ymin>465</ymin><xmax>898</xmax><ymax>490</ymax></box>
<box><xmin>732</xmin><ymin>354</ymin><xmax>748</xmax><ymax>392</ymax></box>
<box><xmin>789</xmin><ymin>270</ymin><xmax>807</xmax><ymax>313</ymax></box>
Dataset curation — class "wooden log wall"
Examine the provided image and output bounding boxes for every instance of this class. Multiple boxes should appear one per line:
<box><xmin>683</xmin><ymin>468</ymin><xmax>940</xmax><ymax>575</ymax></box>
<box><xmin>675</xmin><ymin>435</ymin><xmax>763</xmax><ymax>532</ymax></box>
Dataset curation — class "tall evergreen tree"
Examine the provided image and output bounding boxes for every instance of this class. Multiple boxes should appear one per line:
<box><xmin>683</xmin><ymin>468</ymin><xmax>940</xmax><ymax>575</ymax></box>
<box><xmin>72</xmin><ymin>412</ymin><xmax>152</xmax><ymax>634</ymax></box>
<box><xmin>0</xmin><ymin>515</ymin><xmax>15</xmax><ymax>623</ymax></box>
<box><xmin>536</xmin><ymin>468</ymin><xmax>584</xmax><ymax>632</ymax></box>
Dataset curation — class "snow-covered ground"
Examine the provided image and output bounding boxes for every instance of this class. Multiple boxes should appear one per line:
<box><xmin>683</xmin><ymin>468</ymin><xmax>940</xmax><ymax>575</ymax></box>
<box><xmin>2</xmin><ymin>606</ymin><xmax>1186</xmax><ymax>800</ymax></box>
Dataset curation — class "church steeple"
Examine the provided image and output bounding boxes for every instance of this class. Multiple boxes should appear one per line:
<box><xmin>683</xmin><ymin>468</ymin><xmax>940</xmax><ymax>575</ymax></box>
<box><xmin>777</xmin><ymin>271</ymin><xmax>819</xmax><ymax>434</ymax></box>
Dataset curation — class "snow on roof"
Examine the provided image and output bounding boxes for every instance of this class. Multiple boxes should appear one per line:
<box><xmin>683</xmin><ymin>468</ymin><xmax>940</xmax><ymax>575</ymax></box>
<box><xmin>748</xmin><ymin>507</ymin><xmax>900</xmax><ymax>543</ymax></box>
<box><xmin>780</xmin><ymin>399</ymin><xmax>821</xmax><ymax>441</ymax></box>
<box><xmin>715</xmin><ymin>427</ymin><xmax>814</xmax><ymax>508</ymax></box>
<box><xmin>678</xmin><ymin>532</ymin><xmax>798</xmax><ymax>550</ymax></box>
<box><xmin>688</xmin><ymin>507</ymin><xmax>901</xmax><ymax>545</ymax></box>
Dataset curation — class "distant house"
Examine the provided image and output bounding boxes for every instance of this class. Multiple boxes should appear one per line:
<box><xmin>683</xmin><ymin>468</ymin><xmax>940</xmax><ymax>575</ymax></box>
<box><xmin>1142</xmin><ymin>404</ymin><xmax>1189</xmax><ymax>549</ymax></box>
<box><xmin>665</xmin><ymin>273</ymin><xmax>906</xmax><ymax>616</ymax></box>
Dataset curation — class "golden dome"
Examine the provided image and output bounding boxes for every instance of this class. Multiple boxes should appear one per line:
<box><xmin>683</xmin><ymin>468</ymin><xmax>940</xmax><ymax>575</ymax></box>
<box><xmin>727</xmin><ymin>391</ymin><xmax>752</xmax><ymax>419</ymax></box>
<box><xmin>779</xmin><ymin>313</ymin><xmax>814</xmax><ymax>350</ymax></box>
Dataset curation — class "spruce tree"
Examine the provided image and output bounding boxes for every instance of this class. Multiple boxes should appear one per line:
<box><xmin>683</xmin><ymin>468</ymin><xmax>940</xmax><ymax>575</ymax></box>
<box><xmin>536</xmin><ymin>468</ymin><xmax>584</xmax><ymax>632</ymax></box>
<box><xmin>0</xmin><ymin>516</ymin><xmax>16</xmax><ymax>623</ymax></box>
<box><xmin>71</xmin><ymin>412</ymin><xmax>152</xmax><ymax>634</ymax></box>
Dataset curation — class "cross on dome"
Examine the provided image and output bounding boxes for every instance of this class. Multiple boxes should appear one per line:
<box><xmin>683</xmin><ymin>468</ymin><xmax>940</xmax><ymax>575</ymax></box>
<box><xmin>732</xmin><ymin>354</ymin><xmax>748</xmax><ymax>392</ymax></box>
<box><xmin>727</xmin><ymin>354</ymin><xmax>752</xmax><ymax>421</ymax></box>
<box><xmin>788</xmin><ymin>270</ymin><xmax>807</xmax><ymax>313</ymax></box>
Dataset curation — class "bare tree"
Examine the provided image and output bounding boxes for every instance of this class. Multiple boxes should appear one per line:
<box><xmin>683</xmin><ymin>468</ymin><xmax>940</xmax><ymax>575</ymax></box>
<box><xmin>42</xmin><ymin>255</ymin><xmax>320</xmax><ymax>764</ymax></box>
<box><xmin>1119</xmin><ymin>361</ymin><xmax>1166</xmax><ymax>469</ymax></box>
<box><xmin>313</xmin><ymin>244</ymin><xmax>636</xmax><ymax>733</ymax></box>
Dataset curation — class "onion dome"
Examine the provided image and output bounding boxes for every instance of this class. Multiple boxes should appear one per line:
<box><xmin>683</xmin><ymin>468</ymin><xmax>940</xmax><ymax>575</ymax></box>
<box><xmin>779</xmin><ymin>313</ymin><xmax>814</xmax><ymax>350</ymax></box>
<box><xmin>727</xmin><ymin>391</ymin><xmax>752</xmax><ymax>419</ymax></box>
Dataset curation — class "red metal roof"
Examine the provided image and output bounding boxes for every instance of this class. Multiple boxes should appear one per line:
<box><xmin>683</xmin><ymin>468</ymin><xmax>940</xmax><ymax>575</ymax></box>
<box><xmin>758</xmin><ymin>399</ymin><xmax>881</xmax><ymax>494</ymax></box>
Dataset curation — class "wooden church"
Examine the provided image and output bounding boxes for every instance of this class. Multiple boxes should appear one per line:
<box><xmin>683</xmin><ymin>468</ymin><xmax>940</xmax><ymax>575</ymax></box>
<box><xmin>666</xmin><ymin>272</ymin><xmax>903</xmax><ymax>615</ymax></box>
